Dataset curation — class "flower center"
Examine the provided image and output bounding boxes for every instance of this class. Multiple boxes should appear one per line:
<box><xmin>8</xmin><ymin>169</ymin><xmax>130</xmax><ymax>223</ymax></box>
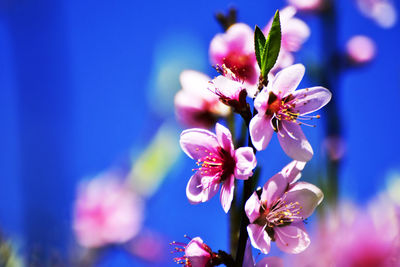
<box><xmin>193</xmin><ymin>148</ymin><xmax>235</xmax><ymax>183</ymax></box>
<box><xmin>265</xmin><ymin>91</ymin><xmax>320</xmax><ymax>132</ymax></box>
<box><xmin>255</xmin><ymin>193</ymin><xmax>303</xmax><ymax>230</ymax></box>
<box><xmin>223</xmin><ymin>51</ymin><xmax>254</xmax><ymax>82</ymax></box>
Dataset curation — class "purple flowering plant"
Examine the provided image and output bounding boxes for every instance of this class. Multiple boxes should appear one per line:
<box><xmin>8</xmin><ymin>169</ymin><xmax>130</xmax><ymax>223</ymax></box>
<box><xmin>172</xmin><ymin>8</ymin><xmax>332</xmax><ymax>267</ymax></box>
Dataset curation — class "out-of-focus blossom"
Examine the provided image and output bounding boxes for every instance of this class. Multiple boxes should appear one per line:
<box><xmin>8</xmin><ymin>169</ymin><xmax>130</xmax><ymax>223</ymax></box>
<box><xmin>249</xmin><ymin>64</ymin><xmax>331</xmax><ymax>161</ymax></box>
<box><xmin>264</xmin><ymin>7</ymin><xmax>310</xmax><ymax>72</ymax></box>
<box><xmin>289</xmin><ymin>201</ymin><xmax>400</xmax><ymax>266</ymax></box>
<box><xmin>245</xmin><ymin>163</ymin><xmax>323</xmax><ymax>254</ymax></box>
<box><xmin>287</xmin><ymin>0</ymin><xmax>324</xmax><ymax>11</ymax></box>
<box><xmin>356</xmin><ymin>0</ymin><xmax>397</xmax><ymax>28</ymax></box>
<box><xmin>180</xmin><ymin>123</ymin><xmax>257</xmax><ymax>212</ymax></box>
<box><xmin>209</xmin><ymin>23</ymin><xmax>259</xmax><ymax>87</ymax></box>
<box><xmin>323</xmin><ymin>135</ymin><xmax>347</xmax><ymax>161</ymax></box>
<box><xmin>243</xmin><ymin>240</ymin><xmax>283</xmax><ymax>267</ymax></box>
<box><xmin>174</xmin><ymin>70</ymin><xmax>230</xmax><ymax>128</ymax></box>
<box><xmin>73</xmin><ymin>175</ymin><xmax>143</xmax><ymax>248</ymax></box>
<box><xmin>346</xmin><ymin>35</ymin><xmax>376</xmax><ymax>65</ymax></box>
<box><xmin>129</xmin><ymin>229</ymin><xmax>167</xmax><ymax>263</ymax></box>
<box><xmin>171</xmin><ymin>237</ymin><xmax>216</xmax><ymax>267</ymax></box>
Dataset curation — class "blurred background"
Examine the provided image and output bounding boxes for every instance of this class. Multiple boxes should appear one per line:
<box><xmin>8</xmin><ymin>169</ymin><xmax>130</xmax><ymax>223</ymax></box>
<box><xmin>0</xmin><ymin>0</ymin><xmax>399</xmax><ymax>266</ymax></box>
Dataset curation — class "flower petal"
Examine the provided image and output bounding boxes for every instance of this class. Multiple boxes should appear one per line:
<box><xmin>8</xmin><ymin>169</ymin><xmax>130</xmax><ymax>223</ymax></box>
<box><xmin>234</xmin><ymin>147</ymin><xmax>257</xmax><ymax>180</ymax></box>
<box><xmin>186</xmin><ymin>237</ymin><xmax>211</xmax><ymax>266</ymax></box>
<box><xmin>255</xmin><ymin>256</ymin><xmax>284</xmax><ymax>267</ymax></box>
<box><xmin>186</xmin><ymin>172</ymin><xmax>220</xmax><ymax>204</ymax></box>
<box><xmin>270</xmin><ymin>64</ymin><xmax>305</xmax><ymax>97</ymax></box>
<box><xmin>210</xmin><ymin>75</ymin><xmax>244</xmax><ymax>100</ymax></box>
<box><xmin>245</xmin><ymin>192</ymin><xmax>261</xmax><ymax>224</ymax></box>
<box><xmin>261</xmin><ymin>172</ymin><xmax>288</xmax><ymax>207</ymax></box>
<box><xmin>292</xmin><ymin>86</ymin><xmax>332</xmax><ymax>115</ymax></box>
<box><xmin>243</xmin><ymin>239</ymin><xmax>255</xmax><ymax>267</ymax></box>
<box><xmin>285</xmin><ymin>181</ymin><xmax>323</xmax><ymax>218</ymax></box>
<box><xmin>278</xmin><ymin>121</ymin><xmax>313</xmax><ymax>161</ymax></box>
<box><xmin>215</xmin><ymin>123</ymin><xmax>234</xmax><ymax>154</ymax></box>
<box><xmin>249</xmin><ymin>114</ymin><xmax>274</xmax><ymax>151</ymax></box>
<box><xmin>254</xmin><ymin>87</ymin><xmax>269</xmax><ymax>114</ymax></box>
<box><xmin>247</xmin><ymin>224</ymin><xmax>271</xmax><ymax>255</ymax></box>
<box><xmin>281</xmin><ymin>160</ymin><xmax>306</xmax><ymax>184</ymax></box>
<box><xmin>283</xmin><ymin>18</ymin><xmax>310</xmax><ymax>52</ymax></box>
<box><xmin>180</xmin><ymin>128</ymin><xmax>219</xmax><ymax>160</ymax></box>
<box><xmin>180</xmin><ymin>70</ymin><xmax>215</xmax><ymax>101</ymax></box>
<box><xmin>209</xmin><ymin>23</ymin><xmax>254</xmax><ymax>64</ymax></box>
<box><xmin>274</xmin><ymin>223</ymin><xmax>310</xmax><ymax>254</ymax></box>
<box><xmin>220</xmin><ymin>175</ymin><xmax>235</xmax><ymax>213</ymax></box>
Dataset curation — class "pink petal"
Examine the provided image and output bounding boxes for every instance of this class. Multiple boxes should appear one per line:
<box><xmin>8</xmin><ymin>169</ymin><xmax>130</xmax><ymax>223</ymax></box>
<box><xmin>180</xmin><ymin>128</ymin><xmax>219</xmax><ymax>160</ymax></box>
<box><xmin>209</xmin><ymin>23</ymin><xmax>254</xmax><ymax>64</ymax></box>
<box><xmin>285</xmin><ymin>181</ymin><xmax>323</xmax><ymax>218</ymax></box>
<box><xmin>243</xmin><ymin>239</ymin><xmax>255</xmax><ymax>267</ymax></box>
<box><xmin>254</xmin><ymin>88</ymin><xmax>269</xmax><ymax>114</ymax></box>
<box><xmin>278</xmin><ymin>121</ymin><xmax>313</xmax><ymax>162</ymax></box>
<box><xmin>292</xmin><ymin>86</ymin><xmax>332</xmax><ymax>115</ymax></box>
<box><xmin>274</xmin><ymin>223</ymin><xmax>310</xmax><ymax>254</ymax></box>
<box><xmin>186</xmin><ymin>237</ymin><xmax>212</xmax><ymax>266</ymax></box>
<box><xmin>261</xmin><ymin>173</ymin><xmax>288</xmax><ymax>208</ymax></box>
<box><xmin>282</xmin><ymin>18</ymin><xmax>310</xmax><ymax>52</ymax></box>
<box><xmin>210</xmin><ymin>75</ymin><xmax>244</xmax><ymax>100</ymax></box>
<box><xmin>249</xmin><ymin>114</ymin><xmax>274</xmax><ymax>151</ymax></box>
<box><xmin>234</xmin><ymin>147</ymin><xmax>257</xmax><ymax>180</ymax></box>
<box><xmin>220</xmin><ymin>175</ymin><xmax>235</xmax><ymax>213</ymax></box>
<box><xmin>186</xmin><ymin>172</ymin><xmax>220</xmax><ymax>204</ymax></box>
<box><xmin>281</xmin><ymin>160</ymin><xmax>306</xmax><ymax>184</ymax></box>
<box><xmin>255</xmin><ymin>257</ymin><xmax>284</xmax><ymax>267</ymax></box>
<box><xmin>247</xmin><ymin>224</ymin><xmax>271</xmax><ymax>255</ymax></box>
<box><xmin>270</xmin><ymin>64</ymin><xmax>305</xmax><ymax>97</ymax></box>
<box><xmin>215</xmin><ymin>123</ymin><xmax>234</xmax><ymax>154</ymax></box>
<box><xmin>179</xmin><ymin>70</ymin><xmax>217</xmax><ymax>104</ymax></box>
<box><xmin>245</xmin><ymin>192</ymin><xmax>261</xmax><ymax>224</ymax></box>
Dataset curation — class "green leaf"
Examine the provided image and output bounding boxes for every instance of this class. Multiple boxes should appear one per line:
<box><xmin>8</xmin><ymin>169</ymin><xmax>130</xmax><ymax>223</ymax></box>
<box><xmin>261</xmin><ymin>10</ymin><xmax>281</xmax><ymax>77</ymax></box>
<box><xmin>254</xmin><ymin>25</ymin><xmax>266</xmax><ymax>69</ymax></box>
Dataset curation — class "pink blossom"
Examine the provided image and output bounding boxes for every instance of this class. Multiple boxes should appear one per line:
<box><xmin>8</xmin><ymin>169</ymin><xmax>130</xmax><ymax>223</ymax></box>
<box><xmin>249</xmin><ymin>64</ymin><xmax>331</xmax><ymax>161</ymax></box>
<box><xmin>288</xmin><ymin>201</ymin><xmax>400</xmax><ymax>266</ymax></box>
<box><xmin>208</xmin><ymin>66</ymin><xmax>249</xmax><ymax>112</ymax></box>
<box><xmin>264</xmin><ymin>7</ymin><xmax>310</xmax><ymax>72</ymax></box>
<box><xmin>209</xmin><ymin>23</ymin><xmax>259</xmax><ymax>87</ymax></box>
<box><xmin>287</xmin><ymin>0</ymin><xmax>324</xmax><ymax>11</ymax></box>
<box><xmin>73</xmin><ymin>174</ymin><xmax>143</xmax><ymax>248</ymax></box>
<box><xmin>356</xmin><ymin>0</ymin><xmax>397</xmax><ymax>28</ymax></box>
<box><xmin>245</xmin><ymin>163</ymin><xmax>323</xmax><ymax>254</ymax></box>
<box><xmin>180</xmin><ymin>123</ymin><xmax>257</xmax><ymax>213</ymax></box>
<box><xmin>346</xmin><ymin>35</ymin><xmax>376</xmax><ymax>64</ymax></box>
<box><xmin>175</xmin><ymin>70</ymin><xmax>229</xmax><ymax>128</ymax></box>
<box><xmin>172</xmin><ymin>237</ymin><xmax>215</xmax><ymax>267</ymax></box>
<box><xmin>244</xmin><ymin>239</ymin><xmax>284</xmax><ymax>267</ymax></box>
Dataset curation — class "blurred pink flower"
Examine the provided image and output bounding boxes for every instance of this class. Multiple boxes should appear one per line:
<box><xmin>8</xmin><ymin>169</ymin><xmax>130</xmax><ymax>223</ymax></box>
<box><xmin>323</xmin><ymin>135</ymin><xmax>346</xmax><ymax>161</ymax></box>
<box><xmin>172</xmin><ymin>236</ymin><xmax>215</xmax><ymax>267</ymax></box>
<box><xmin>289</xmin><ymin>201</ymin><xmax>400</xmax><ymax>266</ymax></box>
<box><xmin>180</xmin><ymin>123</ymin><xmax>257</xmax><ymax>212</ymax></box>
<box><xmin>287</xmin><ymin>0</ymin><xmax>324</xmax><ymax>11</ymax></box>
<box><xmin>129</xmin><ymin>229</ymin><xmax>166</xmax><ymax>263</ymax></box>
<box><xmin>245</xmin><ymin>163</ymin><xmax>323</xmax><ymax>254</ymax></box>
<box><xmin>264</xmin><ymin>6</ymin><xmax>310</xmax><ymax>72</ymax></box>
<box><xmin>244</xmin><ymin>239</ymin><xmax>284</xmax><ymax>267</ymax></box>
<box><xmin>175</xmin><ymin>70</ymin><xmax>230</xmax><ymax>129</ymax></box>
<box><xmin>209</xmin><ymin>23</ymin><xmax>259</xmax><ymax>87</ymax></box>
<box><xmin>356</xmin><ymin>0</ymin><xmax>397</xmax><ymax>28</ymax></box>
<box><xmin>346</xmin><ymin>35</ymin><xmax>376</xmax><ymax>64</ymax></box>
<box><xmin>249</xmin><ymin>64</ymin><xmax>331</xmax><ymax>161</ymax></box>
<box><xmin>73</xmin><ymin>175</ymin><xmax>143</xmax><ymax>248</ymax></box>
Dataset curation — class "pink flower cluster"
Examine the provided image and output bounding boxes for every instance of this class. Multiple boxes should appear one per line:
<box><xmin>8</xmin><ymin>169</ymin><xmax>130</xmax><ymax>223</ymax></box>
<box><xmin>173</xmin><ymin>6</ymin><xmax>331</xmax><ymax>267</ymax></box>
